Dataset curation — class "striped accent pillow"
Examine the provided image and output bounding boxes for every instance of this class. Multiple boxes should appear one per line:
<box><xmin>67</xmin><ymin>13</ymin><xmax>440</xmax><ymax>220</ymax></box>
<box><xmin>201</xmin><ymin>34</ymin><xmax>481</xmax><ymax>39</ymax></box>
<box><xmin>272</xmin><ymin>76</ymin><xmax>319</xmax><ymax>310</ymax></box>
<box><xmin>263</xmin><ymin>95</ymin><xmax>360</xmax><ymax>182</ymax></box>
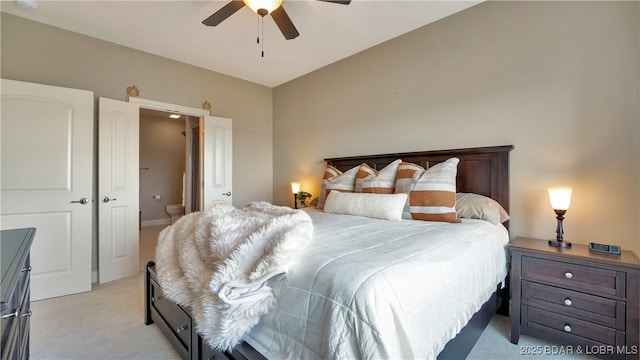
<box><xmin>318</xmin><ymin>165</ymin><xmax>359</xmax><ymax>209</ymax></box>
<box><xmin>394</xmin><ymin>161</ymin><xmax>425</xmax><ymax>194</ymax></box>
<box><xmin>316</xmin><ymin>165</ymin><xmax>342</xmax><ymax>209</ymax></box>
<box><xmin>355</xmin><ymin>163</ymin><xmax>377</xmax><ymax>193</ymax></box>
<box><xmin>361</xmin><ymin>159</ymin><xmax>401</xmax><ymax>194</ymax></box>
<box><xmin>394</xmin><ymin>162</ymin><xmax>425</xmax><ymax>219</ymax></box>
<box><xmin>409</xmin><ymin>157</ymin><xmax>461</xmax><ymax>223</ymax></box>
<box><xmin>324</xmin><ymin>165</ymin><xmax>342</xmax><ymax>179</ymax></box>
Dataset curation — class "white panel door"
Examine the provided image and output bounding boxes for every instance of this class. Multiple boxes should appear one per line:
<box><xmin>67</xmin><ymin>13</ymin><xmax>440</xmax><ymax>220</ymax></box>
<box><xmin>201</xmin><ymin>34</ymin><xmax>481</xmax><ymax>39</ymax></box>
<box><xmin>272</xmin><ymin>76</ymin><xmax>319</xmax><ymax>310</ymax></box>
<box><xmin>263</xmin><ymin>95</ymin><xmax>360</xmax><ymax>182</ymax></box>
<box><xmin>1</xmin><ymin>79</ymin><xmax>93</xmax><ymax>301</ymax></box>
<box><xmin>98</xmin><ymin>98</ymin><xmax>139</xmax><ymax>283</ymax></box>
<box><xmin>202</xmin><ymin>116</ymin><xmax>232</xmax><ymax>208</ymax></box>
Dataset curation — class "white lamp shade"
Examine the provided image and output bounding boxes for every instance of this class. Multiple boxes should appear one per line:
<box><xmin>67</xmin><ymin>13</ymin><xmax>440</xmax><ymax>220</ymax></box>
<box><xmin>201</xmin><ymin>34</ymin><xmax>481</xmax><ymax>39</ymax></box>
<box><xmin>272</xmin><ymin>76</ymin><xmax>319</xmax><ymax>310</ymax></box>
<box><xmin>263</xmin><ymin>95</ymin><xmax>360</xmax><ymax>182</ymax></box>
<box><xmin>243</xmin><ymin>0</ymin><xmax>282</xmax><ymax>14</ymax></box>
<box><xmin>548</xmin><ymin>187</ymin><xmax>573</xmax><ymax>210</ymax></box>
<box><xmin>291</xmin><ymin>182</ymin><xmax>301</xmax><ymax>194</ymax></box>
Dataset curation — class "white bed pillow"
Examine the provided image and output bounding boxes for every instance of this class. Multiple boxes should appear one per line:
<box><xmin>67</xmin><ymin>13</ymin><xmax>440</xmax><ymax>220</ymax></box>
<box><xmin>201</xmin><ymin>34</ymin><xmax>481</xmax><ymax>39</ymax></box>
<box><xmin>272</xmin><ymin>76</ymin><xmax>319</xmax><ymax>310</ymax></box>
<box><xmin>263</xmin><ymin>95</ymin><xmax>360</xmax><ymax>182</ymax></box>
<box><xmin>456</xmin><ymin>193</ymin><xmax>510</xmax><ymax>225</ymax></box>
<box><xmin>323</xmin><ymin>191</ymin><xmax>408</xmax><ymax>221</ymax></box>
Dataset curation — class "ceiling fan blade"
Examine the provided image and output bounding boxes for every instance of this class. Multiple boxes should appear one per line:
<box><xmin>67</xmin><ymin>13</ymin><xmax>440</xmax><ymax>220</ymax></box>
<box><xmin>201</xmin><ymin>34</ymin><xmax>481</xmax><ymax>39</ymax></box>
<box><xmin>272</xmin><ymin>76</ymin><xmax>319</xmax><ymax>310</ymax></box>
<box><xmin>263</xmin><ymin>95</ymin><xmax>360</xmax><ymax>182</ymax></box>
<box><xmin>270</xmin><ymin>6</ymin><xmax>300</xmax><ymax>40</ymax></box>
<box><xmin>202</xmin><ymin>1</ymin><xmax>245</xmax><ymax>26</ymax></box>
<box><xmin>317</xmin><ymin>0</ymin><xmax>351</xmax><ymax>4</ymax></box>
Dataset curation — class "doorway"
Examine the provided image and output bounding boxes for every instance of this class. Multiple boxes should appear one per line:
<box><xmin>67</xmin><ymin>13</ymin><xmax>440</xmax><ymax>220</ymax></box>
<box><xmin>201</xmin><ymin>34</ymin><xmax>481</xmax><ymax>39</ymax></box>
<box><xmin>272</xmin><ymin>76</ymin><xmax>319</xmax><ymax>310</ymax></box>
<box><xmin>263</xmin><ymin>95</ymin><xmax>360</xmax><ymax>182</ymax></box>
<box><xmin>139</xmin><ymin>108</ymin><xmax>201</xmax><ymax>228</ymax></box>
<box><xmin>100</xmin><ymin>96</ymin><xmax>232</xmax><ymax>284</ymax></box>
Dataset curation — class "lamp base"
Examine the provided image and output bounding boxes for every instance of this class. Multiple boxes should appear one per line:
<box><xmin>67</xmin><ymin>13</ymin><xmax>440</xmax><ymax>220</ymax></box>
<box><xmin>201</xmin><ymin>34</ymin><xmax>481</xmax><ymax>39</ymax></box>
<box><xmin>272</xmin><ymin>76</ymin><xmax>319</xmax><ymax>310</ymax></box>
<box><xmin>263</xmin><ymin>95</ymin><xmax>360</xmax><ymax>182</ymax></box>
<box><xmin>548</xmin><ymin>239</ymin><xmax>572</xmax><ymax>248</ymax></box>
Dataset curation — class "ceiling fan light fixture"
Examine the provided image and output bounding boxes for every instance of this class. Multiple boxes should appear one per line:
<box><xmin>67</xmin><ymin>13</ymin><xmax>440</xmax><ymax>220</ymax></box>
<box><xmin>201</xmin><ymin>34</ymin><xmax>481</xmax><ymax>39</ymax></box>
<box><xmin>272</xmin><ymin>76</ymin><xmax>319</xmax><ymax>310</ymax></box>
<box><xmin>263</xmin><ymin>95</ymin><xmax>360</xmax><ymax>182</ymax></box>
<box><xmin>243</xmin><ymin>0</ymin><xmax>282</xmax><ymax>15</ymax></box>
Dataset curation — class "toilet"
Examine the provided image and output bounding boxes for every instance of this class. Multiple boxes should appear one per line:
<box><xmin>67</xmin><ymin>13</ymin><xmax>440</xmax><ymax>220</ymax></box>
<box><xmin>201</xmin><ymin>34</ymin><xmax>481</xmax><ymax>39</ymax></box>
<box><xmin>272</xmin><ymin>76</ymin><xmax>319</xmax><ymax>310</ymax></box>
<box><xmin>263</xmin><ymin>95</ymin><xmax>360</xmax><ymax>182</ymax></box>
<box><xmin>165</xmin><ymin>173</ymin><xmax>186</xmax><ymax>224</ymax></box>
<box><xmin>165</xmin><ymin>204</ymin><xmax>185</xmax><ymax>224</ymax></box>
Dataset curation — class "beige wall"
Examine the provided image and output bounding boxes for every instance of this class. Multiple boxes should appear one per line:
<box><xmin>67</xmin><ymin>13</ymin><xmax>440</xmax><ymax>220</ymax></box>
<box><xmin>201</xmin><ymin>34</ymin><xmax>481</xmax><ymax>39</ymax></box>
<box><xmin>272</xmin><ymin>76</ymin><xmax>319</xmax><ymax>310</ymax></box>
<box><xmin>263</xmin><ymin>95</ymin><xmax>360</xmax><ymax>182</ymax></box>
<box><xmin>139</xmin><ymin>113</ymin><xmax>186</xmax><ymax>223</ymax></box>
<box><xmin>1</xmin><ymin>13</ymin><xmax>274</xmax><ymax>272</ymax></box>
<box><xmin>273</xmin><ymin>1</ymin><xmax>640</xmax><ymax>254</ymax></box>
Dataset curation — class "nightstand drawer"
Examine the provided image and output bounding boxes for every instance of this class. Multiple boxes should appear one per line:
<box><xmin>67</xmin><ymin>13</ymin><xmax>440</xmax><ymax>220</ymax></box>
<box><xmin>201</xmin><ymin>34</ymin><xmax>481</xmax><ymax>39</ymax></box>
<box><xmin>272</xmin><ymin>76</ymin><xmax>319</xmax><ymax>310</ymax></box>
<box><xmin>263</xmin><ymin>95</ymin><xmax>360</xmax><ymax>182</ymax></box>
<box><xmin>523</xmin><ymin>281</ymin><xmax>625</xmax><ymax>329</ymax></box>
<box><xmin>523</xmin><ymin>306</ymin><xmax>625</xmax><ymax>347</ymax></box>
<box><xmin>522</xmin><ymin>256</ymin><xmax>626</xmax><ymax>297</ymax></box>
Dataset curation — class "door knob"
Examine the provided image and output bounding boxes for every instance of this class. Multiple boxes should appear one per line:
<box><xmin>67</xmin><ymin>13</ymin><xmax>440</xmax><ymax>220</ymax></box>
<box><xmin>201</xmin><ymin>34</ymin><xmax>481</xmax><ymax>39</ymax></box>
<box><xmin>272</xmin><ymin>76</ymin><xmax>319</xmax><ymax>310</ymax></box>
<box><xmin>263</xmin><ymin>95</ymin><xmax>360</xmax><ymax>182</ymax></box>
<box><xmin>71</xmin><ymin>197</ymin><xmax>89</xmax><ymax>205</ymax></box>
<box><xmin>102</xmin><ymin>196</ymin><xmax>117</xmax><ymax>203</ymax></box>
<box><xmin>1</xmin><ymin>309</ymin><xmax>18</xmax><ymax>319</ymax></box>
<box><xmin>222</xmin><ymin>192</ymin><xmax>231</xmax><ymax>196</ymax></box>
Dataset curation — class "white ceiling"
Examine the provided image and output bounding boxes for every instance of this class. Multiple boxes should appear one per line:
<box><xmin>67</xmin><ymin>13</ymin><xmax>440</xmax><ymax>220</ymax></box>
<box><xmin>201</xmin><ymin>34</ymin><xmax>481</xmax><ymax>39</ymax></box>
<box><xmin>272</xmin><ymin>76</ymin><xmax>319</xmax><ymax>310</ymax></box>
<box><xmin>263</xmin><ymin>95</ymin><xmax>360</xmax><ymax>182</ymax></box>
<box><xmin>2</xmin><ymin>0</ymin><xmax>482</xmax><ymax>87</ymax></box>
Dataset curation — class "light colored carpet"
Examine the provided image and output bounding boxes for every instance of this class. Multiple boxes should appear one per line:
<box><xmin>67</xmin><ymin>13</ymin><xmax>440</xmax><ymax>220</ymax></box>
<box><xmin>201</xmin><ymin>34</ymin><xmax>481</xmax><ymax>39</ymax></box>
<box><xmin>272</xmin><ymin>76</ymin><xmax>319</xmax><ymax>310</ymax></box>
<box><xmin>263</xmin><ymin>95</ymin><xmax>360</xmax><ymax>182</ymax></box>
<box><xmin>30</xmin><ymin>225</ymin><xmax>596</xmax><ymax>360</ymax></box>
<box><xmin>30</xmin><ymin>225</ymin><xmax>178</xmax><ymax>360</ymax></box>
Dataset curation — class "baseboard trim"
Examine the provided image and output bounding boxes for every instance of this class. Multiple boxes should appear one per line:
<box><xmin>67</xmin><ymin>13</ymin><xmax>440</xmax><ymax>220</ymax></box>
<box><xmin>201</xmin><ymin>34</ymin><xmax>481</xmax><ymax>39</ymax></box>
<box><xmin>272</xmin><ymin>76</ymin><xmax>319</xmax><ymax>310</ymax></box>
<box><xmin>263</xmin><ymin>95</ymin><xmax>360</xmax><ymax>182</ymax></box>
<box><xmin>142</xmin><ymin>218</ymin><xmax>171</xmax><ymax>227</ymax></box>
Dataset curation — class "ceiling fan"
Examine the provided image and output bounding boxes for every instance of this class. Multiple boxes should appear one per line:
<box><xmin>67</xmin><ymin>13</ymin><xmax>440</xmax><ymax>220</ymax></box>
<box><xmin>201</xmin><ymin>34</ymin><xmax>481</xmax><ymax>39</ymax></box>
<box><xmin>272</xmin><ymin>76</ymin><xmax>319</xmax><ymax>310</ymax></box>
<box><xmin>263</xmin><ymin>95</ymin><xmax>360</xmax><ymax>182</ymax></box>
<box><xmin>202</xmin><ymin>0</ymin><xmax>351</xmax><ymax>40</ymax></box>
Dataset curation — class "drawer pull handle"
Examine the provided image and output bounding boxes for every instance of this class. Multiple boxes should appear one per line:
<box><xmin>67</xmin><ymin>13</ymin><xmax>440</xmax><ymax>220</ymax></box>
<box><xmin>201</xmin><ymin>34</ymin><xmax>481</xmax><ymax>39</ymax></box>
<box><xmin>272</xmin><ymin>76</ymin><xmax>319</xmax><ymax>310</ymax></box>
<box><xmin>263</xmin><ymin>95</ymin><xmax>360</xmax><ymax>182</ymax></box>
<box><xmin>21</xmin><ymin>266</ymin><xmax>32</xmax><ymax>272</ymax></box>
<box><xmin>563</xmin><ymin>324</ymin><xmax>572</xmax><ymax>333</ymax></box>
<box><xmin>564</xmin><ymin>272</ymin><xmax>573</xmax><ymax>279</ymax></box>
<box><xmin>564</xmin><ymin>298</ymin><xmax>573</xmax><ymax>306</ymax></box>
<box><xmin>21</xmin><ymin>310</ymin><xmax>32</xmax><ymax>318</ymax></box>
<box><xmin>176</xmin><ymin>325</ymin><xmax>187</xmax><ymax>333</ymax></box>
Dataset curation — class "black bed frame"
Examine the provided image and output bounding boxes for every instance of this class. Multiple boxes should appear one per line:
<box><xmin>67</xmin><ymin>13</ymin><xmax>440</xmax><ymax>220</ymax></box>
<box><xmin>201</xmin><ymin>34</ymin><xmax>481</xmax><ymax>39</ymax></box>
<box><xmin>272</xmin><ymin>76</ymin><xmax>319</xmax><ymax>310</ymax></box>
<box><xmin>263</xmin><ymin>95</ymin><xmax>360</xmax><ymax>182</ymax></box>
<box><xmin>144</xmin><ymin>145</ymin><xmax>514</xmax><ymax>360</ymax></box>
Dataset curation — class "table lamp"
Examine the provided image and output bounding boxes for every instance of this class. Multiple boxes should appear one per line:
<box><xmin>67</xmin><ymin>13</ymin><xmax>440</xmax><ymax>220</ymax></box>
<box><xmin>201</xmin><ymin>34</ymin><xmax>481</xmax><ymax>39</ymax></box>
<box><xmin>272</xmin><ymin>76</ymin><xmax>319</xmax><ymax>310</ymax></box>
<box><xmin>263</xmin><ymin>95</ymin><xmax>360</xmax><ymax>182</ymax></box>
<box><xmin>291</xmin><ymin>182</ymin><xmax>300</xmax><ymax>209</ymax></box>
<box><xmin>548</xmin><ymin>187</ymin><xmax>573</xmax><ymax>248</ymax></box>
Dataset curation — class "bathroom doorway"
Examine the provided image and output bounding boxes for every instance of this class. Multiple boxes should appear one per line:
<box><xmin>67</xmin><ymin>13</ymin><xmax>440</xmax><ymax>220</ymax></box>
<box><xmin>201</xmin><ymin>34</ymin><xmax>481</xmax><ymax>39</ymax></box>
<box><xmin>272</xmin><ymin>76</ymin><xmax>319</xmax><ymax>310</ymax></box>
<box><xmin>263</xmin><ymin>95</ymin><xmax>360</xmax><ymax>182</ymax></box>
<box><xmin>98</xmin><ymin>96</ymin><xmax>232</xmax><ymax>283</ymax></box>
<box><xmin>139</xmin><ymin>108</ymin><xmax>201</xmax><ymax>227</ymax></box>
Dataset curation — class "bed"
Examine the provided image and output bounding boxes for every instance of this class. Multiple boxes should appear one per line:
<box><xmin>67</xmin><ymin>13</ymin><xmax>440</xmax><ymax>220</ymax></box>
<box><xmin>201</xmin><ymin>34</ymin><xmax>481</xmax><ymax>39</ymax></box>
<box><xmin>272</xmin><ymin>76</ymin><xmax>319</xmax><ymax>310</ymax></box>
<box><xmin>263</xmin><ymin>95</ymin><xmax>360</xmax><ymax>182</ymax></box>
<box><xmin>144</xmin><ymin>144</ymin><xmax>514</xmax><ymax>360</ymax></box>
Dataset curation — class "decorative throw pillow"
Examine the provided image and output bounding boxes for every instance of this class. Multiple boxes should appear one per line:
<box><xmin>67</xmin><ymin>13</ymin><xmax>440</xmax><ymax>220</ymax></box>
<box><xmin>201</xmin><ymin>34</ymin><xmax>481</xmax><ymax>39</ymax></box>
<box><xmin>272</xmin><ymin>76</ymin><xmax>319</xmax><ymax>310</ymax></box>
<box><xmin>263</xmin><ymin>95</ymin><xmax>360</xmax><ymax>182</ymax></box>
<box><xmin>394</xmin><ymin>162</ymin><xmax>426</xmax><ymax>219</ymax></box>
<box><xmin>323</xmin><ymin>191</ymin><xmax>408</xmax><ymax>221</ymax></box>
<box><xmin>317</xmin><ymin>165</ymin><xmax>359</xmax><ymax>209</ymax></box>
<box><xmin>316</xmin><ymin>165</ymin><xmax>342</xmax><ymax>209</ymax></box>
<box><xmin>357</xmin><ymin>159</ymin><xmax>402</xmax><ymax>194</ymax></box>
<box><xmin>409</xmin><ymin>157</ymin><xmax>461</xmax><ymax>223</ymax></box>
<box><xmin>354</xmin><ymin>163</ymin><xmax>377</xmax><ymax>193</ymax></box>
<box><xmin>456</xmin><ymin>193</ymin><xmax>510</xmax><ymax>225</ymax></box>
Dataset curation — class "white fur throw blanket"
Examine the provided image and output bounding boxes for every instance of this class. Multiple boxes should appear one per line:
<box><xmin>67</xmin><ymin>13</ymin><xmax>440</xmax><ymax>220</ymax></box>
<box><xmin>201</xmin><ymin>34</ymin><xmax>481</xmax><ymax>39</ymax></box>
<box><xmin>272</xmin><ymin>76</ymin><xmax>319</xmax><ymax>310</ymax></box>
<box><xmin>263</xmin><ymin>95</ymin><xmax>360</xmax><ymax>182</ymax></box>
<box><xmin>155</xmin><ymin>201</ymin><xmax>313</xmax><ymax>351</ymax></box>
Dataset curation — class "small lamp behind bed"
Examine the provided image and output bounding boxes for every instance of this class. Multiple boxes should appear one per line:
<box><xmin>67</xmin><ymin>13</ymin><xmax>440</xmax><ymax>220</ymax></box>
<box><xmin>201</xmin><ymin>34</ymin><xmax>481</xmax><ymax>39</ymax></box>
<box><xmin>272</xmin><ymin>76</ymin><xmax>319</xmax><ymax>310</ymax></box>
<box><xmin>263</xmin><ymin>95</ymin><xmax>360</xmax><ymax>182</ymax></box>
<box><xmin>547</xmin><ymin>186</ymin><xmax>573</xmax><ymax>248</ymax></box>
<box><xmin>291</xmin><ymin>182</ymin><xmax>300</xmax><ymax>209</ymax></box>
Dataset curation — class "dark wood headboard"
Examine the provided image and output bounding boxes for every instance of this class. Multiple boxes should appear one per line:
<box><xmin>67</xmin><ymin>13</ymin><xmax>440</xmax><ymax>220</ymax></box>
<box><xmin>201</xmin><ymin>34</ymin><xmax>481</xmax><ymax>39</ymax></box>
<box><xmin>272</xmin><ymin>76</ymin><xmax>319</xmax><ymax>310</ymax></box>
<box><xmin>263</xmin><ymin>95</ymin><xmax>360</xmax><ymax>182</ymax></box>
<box><xmin>324</xmin><ymin>145</ymin><xmax>514</xmax><ymax>215</ymax></box>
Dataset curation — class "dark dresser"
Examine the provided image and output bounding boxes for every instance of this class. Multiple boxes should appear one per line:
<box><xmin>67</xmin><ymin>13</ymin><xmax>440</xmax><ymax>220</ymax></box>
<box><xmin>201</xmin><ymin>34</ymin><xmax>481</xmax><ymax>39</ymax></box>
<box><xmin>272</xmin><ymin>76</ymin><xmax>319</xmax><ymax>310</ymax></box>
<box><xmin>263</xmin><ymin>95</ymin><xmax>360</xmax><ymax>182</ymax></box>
<box><xmin>1</xmin><ymin>228</ymin><xmax>35</xmax><ymax>360</ymax></box>
<box><xmin>509</xmin><ymin>237</ymin><xmax>640</xmax><ymax>360</ymax></box>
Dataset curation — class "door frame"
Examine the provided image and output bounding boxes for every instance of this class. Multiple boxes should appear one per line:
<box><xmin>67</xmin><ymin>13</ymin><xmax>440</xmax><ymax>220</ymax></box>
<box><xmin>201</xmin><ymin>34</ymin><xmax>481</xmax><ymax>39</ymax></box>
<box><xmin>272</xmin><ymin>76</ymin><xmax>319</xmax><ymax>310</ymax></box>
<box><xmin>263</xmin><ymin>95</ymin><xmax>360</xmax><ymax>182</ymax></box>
<box><xmin>128</xmin><ymin>97</ymin><xmax>210</xmax><ymax>117</ymax></box>
<box><xmin>130</xmin><ymin>97</ymin><xmax>211</xmax><ymax>217</ymax></box>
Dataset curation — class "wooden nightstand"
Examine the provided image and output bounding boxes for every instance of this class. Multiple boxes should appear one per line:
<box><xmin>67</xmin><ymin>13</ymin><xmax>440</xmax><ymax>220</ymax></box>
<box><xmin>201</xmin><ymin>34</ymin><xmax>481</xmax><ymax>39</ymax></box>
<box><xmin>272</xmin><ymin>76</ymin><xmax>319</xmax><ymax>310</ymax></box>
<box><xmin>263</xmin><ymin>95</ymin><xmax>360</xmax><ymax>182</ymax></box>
<box><xmin>508</xmin><ymin>237</ymin><xmax>640</xmax><ymax>359</ymax></box>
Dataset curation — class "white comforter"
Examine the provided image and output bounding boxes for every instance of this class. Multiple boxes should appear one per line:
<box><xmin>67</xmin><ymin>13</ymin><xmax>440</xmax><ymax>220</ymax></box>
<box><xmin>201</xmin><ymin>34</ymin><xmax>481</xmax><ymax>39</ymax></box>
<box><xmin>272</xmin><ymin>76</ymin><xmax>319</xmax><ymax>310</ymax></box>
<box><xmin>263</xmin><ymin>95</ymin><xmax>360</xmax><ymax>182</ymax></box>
<box><xmin>243</xmin><ymin>208</ymin><xmax>509</xmax><ymax>360</ymax></box>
